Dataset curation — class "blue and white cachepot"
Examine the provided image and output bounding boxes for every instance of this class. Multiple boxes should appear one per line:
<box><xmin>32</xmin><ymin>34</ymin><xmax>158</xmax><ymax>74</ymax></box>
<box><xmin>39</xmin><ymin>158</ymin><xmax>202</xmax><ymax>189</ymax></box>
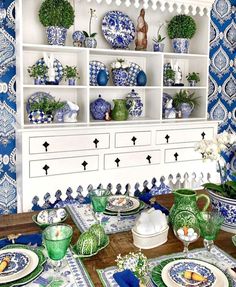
<box><xmin>72</xmin><ymin>30</ymin><xmax>86</xmax><ymax>47</ymax></box>
<box><xmin>208</xmin><ymin>190</ymin><xmax>236</xmax><ymax>234</ymax></box>
<box><xmin>179</xmin><ymin>103</ymin><xmax>194</xmax><ymax>118</ymax></box>
<box><xmin>34</xmin><ymin>78</ymin><xmax>41</xmax><ymax>85</ymax></box>
<box><xmin>46</xmin><ymin>26</ymin><xmax>67</xmax><ymax>46</ymax></box>
<box><xmin>112</xmin><ymin>68</ymin><xmax>128</xmax><ymax>86</ymax></box>
<box><xmin>153</xmin><ymin>43</ymin><xmax>165</xmax><ymax>52</ymax></box>
<box><xmin>68</xmin><ymin>78</ymin><xmax>76</xmax><ymax>86</ymax></box>
<box><xmin>84</xmin><ymin>37</ymin><xmax>97</xmax><ymax>48</ymax></box>
<box><xmin>172</xmin><ymin>38</ymin><xmax>190</xmax><ymax>53</ymax></box>
<box><xmin>126</xmin><ymin>89</ymin><xmax>143</xmax><ymax>118</ymax></box>
<box><xmin>28</xmin><ymin>110</ymin><xmax>53</xmax><ymax>124</ymax></box>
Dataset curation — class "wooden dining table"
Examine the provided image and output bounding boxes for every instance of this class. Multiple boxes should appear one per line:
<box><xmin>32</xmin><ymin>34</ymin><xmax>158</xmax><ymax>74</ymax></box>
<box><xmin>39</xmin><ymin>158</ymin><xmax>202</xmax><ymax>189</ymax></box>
<box><xmin>0</xmin><ymin>193</ymin><xmax>235</xmax><ymax>286</ymax></box>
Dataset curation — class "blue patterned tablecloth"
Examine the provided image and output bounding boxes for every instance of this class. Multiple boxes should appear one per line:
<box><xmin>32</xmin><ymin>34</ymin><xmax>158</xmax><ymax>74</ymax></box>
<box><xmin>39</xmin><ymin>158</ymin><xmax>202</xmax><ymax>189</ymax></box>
<box><xmin>97</xmin><ymin>246</ymin><xmax>236</xmax><ymax>287</ymax></box>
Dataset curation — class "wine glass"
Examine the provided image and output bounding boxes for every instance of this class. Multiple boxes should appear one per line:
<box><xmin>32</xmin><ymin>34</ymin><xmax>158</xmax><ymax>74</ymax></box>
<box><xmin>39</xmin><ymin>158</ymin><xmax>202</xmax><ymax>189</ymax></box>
<box><xmin>90</xmin><ymin>195</ymin><xmax>108</xmax><ymax>224</ymax></box>
<box><xmin>173</xmin><ymin>222</ymin><xmax>200</xmax><ymax>258</ymax></box>
<box><xmin>197</xmin><ymin>211</ymin><xmax>224</xmax><ymax>255</ymax></box>
<box><xmin>43</xmin><ymin>223</ymin><xmax>73</xmax><ymax>271</ymax></box>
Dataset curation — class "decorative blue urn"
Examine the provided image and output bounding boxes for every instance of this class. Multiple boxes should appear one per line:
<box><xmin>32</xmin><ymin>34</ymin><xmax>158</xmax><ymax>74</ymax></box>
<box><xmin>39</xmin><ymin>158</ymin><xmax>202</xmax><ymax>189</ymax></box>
<box><xmin>126</xmin><ymin>89</ymin><xmax>143</xmax><ymax>118</ymax></box>
<box><xmin>136</xmin><ymin>70</ymin><xmax>147</xmax><ymax>86</ymax></box>
<box><xmin>97</xmin><ymin>70</ymin><xmax>108</xmax><ymax>86</ymax></box>
<box><xmin>90</xmin><ymin>94</ymin><xmax>111</xmax><ymax>120</ymax></box>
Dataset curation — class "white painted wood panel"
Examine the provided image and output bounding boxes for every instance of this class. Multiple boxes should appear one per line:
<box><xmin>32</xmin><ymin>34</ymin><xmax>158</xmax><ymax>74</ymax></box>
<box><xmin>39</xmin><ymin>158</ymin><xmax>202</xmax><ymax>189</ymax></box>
<box><xmin>115</xmin><ymin>131</ymin><xmax>151</xmax><ymax>148</ymax></box>
<box><xmin>165</xmin><ymin>147</ymin><xmax>202</xmax><ymax>163</ymax></box>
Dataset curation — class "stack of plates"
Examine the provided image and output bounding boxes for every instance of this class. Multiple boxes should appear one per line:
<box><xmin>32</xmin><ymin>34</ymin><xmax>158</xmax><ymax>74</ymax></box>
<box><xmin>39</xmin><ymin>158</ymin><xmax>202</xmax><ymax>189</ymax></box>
<box><xmin>151</xmin><ymin>258</ymin><xmax>233</xmax><ymax>287</ymax></box>
<box><xmin>0</xmin><ymin>244</ymin><xmax>46</xmax><ymax>287</ymax></box>
<box><xmin>104</xmin><ymin>195</ymin><xmax>144</xmax><ymax>216</ymax></box>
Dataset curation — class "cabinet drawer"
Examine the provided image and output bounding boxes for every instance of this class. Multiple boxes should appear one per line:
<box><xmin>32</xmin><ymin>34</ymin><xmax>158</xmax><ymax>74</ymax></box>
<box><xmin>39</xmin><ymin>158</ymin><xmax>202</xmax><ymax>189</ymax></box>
<box><xmin>165</xmin><ymin>147</ymin><xmax>202</xmax><ymax>163</ymax></box>
<box><xmin>29</xmin><ymin>133</ymin><xmax>110</xmax><ymax>154</ymax></box>
<box><xmin>115</xmin><ymin>131</ymin><xmax>151</xmax><ymax>148</ymax></box>
<box><xmin>30</xmin><ymin>155</ymin><xmax>98</xmax><ymax>177</ymax></box>
<box><xmin>105</xmin><ymin>150</ymin><xmax>160</xmax><ymax>170</ymax></box>
<box><xmin>156</xmin><ymin>128</ymin><xmax>214</xmax><ymax>145</ymax></box>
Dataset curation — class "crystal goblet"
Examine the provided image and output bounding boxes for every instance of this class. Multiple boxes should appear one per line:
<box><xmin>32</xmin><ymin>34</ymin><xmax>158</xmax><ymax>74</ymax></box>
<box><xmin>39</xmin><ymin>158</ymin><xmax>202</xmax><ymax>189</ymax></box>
<box><xmin>43</xmin><ymin>223</ymin><xmax>73</xmax><ymax>272</ymax></box>
<box><xmin>90</xmin><ymin>195</ymin><xmax>108</xmax><ymax>224</ymax></box>
<box><xmin>197</xmin><ymin>211</ymin><xmax>224</xmax><ymax>255</ymax></box>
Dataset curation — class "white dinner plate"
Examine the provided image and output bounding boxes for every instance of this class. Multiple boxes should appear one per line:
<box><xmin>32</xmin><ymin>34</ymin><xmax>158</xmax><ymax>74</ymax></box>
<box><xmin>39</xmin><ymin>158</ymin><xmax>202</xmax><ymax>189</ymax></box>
<box><xmin>106</xmin><ymin>196</ymin><xmax>140</xmax><ymax>212</ymax></box>
<box><xmin>161</xmin><ymin>259</ymin><xmax>229</xmax><ymax>287</ymax></box>
<box><xmin>0</xmin><ymin>248</ymin><xmax>39</xmax><ymax>284</ymax></box>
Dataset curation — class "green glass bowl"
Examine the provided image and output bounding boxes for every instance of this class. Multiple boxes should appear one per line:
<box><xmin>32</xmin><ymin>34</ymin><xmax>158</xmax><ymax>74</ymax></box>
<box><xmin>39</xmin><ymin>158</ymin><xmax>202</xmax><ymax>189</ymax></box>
<box><xmin>232</xmin><ymin>235</ymin><xmax>236</xmax><ymax>247</ymax></box>
<box><xmin>32</xmin><ymin>210</ymin><xmax>68</xmax><ymax>228</ymax></box>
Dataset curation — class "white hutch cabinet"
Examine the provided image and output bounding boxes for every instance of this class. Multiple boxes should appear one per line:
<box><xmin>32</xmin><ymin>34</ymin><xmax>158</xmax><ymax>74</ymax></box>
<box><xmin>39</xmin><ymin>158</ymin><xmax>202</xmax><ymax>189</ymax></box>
<box><xmin>16</xmin><ymin>0</ymin><xmax>217</xmax><ymax>212</ymax></box>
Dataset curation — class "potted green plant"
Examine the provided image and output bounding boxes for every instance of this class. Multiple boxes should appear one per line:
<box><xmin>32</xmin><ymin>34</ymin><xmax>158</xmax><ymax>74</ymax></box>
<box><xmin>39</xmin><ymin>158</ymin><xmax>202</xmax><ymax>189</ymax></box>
<box><xmin>195</xmin><ymin>131</ymin><xmax>236</xmax><ymax>233</ymax></box>
<box><xmin>173</xmin><ymin>90</ymin><xmax>199</xmax><ymax>118</ymax></box>
<box><xmin>167</xmin><ymin>14</ymin><xmax>196</xmax><ymax>53</ymax></box>
<box><xmin>83</xmin><ymin>9</ymin><xmax>97</xmax><ymax>48</ymax></box>
<box><xmin>63</xmin><ymin>65</ymin><xmax>80</xmax><ymax>86</ymax></box>
<box><xmin>28</xmin><ymin>97</ymin><xmax>65</xmax><ymax>124</ymax></box>
<box><xmin>153</xmin><ymin>22</ymin><xmax>166</xmax><ymax>52</ymax></box>
<box><xmin>186</xmin><ymin>72</ymin><xmax>200</xmax><ymax>87</ymax></box>
<box><xmin>164</xmin><ymin>69</ymin><xmax>175</xmax><ymax>86</ymax></box>
<box><xmin>27</xmin><ymin>64</ymin><xmax>48</xmax><ymax>85</ymax></box>
<box><xmin>39</xmin><ymin>0</ymin><xmax>75</xmax><ymax>46</ymax></box>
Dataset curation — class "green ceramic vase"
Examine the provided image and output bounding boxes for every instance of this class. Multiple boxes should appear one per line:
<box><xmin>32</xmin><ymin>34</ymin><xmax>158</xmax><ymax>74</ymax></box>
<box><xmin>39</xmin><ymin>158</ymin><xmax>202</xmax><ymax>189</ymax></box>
<box><xmin>111</xmin><ymin>99</ymin><xmax>129</xmax><ymax>121</ymax></box>
<box><xmin>169</xmin><ymin>189</ymin><xmax>210</xmax><ymax>228</ymax></box>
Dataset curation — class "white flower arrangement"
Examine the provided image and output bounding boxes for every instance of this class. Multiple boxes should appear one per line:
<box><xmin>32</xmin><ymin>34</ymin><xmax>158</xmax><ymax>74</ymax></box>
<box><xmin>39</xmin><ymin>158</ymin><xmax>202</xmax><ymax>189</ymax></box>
<box><xmin>111</xmin><ymin>59</ymin><xmax>130</xmax><ymax>70</ymax></box>
<box><xmin>116</xmin><ymin>251</ymin><xmax>149</xmax><ymax>283</ymax></box>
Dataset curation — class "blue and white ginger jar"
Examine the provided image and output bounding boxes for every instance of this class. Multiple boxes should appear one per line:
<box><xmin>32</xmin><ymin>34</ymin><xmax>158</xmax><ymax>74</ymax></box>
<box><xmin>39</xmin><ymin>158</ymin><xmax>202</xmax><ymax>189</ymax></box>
<box><xmin>46</xmin><ymin>26</ymin><xmax>67</xmax><ymax>46</ymax></box>
<box><xmin>90</xmin><ymin>94</ymin><xmax>111</xmax><ymax>120</ymax></box>
<box><xmin>126</xmin><ymin>89</ymin><xmax>143</xmax><ymax>118</ymax></box>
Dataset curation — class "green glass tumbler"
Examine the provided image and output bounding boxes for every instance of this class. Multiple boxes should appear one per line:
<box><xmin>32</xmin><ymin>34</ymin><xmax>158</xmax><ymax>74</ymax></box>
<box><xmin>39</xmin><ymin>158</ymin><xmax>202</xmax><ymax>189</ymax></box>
<box><xmin>91</xmin><ymin>195</ymin><xmax>108</xmax><ymax>213</ymax></box>
<box><xmin>43</xmin><ymin>223</ymin><xmax>73</xmax><ymax>261</ymax></box>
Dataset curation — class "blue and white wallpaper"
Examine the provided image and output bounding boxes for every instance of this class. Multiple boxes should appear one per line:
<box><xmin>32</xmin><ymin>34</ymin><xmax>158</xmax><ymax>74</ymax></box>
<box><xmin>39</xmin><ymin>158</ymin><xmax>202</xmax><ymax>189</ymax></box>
<box><xmin>0</xmin><ymin>0</ymin><xmax>235</xmax><ymax>214</ymax></box>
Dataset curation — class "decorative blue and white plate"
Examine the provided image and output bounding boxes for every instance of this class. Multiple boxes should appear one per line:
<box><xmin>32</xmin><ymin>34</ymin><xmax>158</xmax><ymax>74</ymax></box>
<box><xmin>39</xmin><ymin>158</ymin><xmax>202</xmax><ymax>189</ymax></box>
<box><xmin>35</xmin><ymin>57</ymin><xmax>64</xmax><ymax>84</ymax></box>
<box><xmin>127</xmin><ymin>62</ymin><xmax>142</xmax><ymax>86</ymax></box>
<box><xmin>0</xmin><ymin>252</ymin><xmax>29</xmax><ymax>276</ymax></box>
<box><xmin>169</xmin><ymin>261</ymin><xmax>216</xmax><ymax>287</ymax></box>
<box><xmin>106</xmin><ymin>196</ymin><xmax>140</xmax><ymax>212</ymax></box>
<box><xmin>26</xmin><ymin>91</ymin><xmax>54</xmax><ymax>113</ymax></box>
<box><xmin>89</xmin><ymin>60</ymin><xmax>109</xmax><ymax>86</ymax></box>
<box><xmin>102</xmin><ymin>11</ymin><xmax>135</xmax><ymax>49</ymax></box>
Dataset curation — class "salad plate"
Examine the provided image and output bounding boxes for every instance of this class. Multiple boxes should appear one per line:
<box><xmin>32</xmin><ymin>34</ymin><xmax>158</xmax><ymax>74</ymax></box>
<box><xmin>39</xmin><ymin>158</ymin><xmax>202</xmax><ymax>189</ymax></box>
<box><xmin>103</xmin><ymin>200</ymin><xmax>145</xmax><ymax>216</ymax></box>
<box><xmin>0</xmin><ymin>244</ymin><xmax>46</xmax><ymax>287</ymax></box>
<box><xmin>106</xmin><ymin>195</ymin><xmax>140</xmax><ymax>212</ymax></box>
<box><xmin>35</xmin><ymin>57</ymin><xmax>64</xmax><ymax>84</ymax></box>
<box><xmin>168</xmin><ymin>261</ymin><xmax>216</xmax><ymax>287</ymax></box>
<box><xmin>102</xmin><ymin>11</ymin><xmax>135</xmax><ymax>49</ymax></box>
<box><xmin>0</xmin><ymin>247</ymin><xmax>39</xmax><ymax>284</ymax></box>
<box><xmin>89</xmin><ymin>60</ymin><xmax>109</xmax><ymax>86</ymax></box>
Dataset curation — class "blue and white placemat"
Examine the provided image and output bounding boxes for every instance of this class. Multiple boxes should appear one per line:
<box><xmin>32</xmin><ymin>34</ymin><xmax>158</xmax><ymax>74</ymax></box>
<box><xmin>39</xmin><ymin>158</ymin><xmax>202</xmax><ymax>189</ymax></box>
<box><xmin>28</xmin><ymin>249</ymin><xmax>94</xmax><ymax>287</ymax></box>
<box><xmin>97</xmin><ymin>246</ymin><xmax>236</xmax><ymax>287</ymax></box>
<box><xmin>67</xmin><ymin>204</ymin><xmax>139</xmax><ymax>234</ymax></box>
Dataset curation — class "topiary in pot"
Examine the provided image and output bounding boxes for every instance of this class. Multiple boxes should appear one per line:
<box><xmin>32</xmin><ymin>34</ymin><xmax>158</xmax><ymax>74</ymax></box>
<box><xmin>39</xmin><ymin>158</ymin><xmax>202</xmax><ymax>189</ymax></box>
<box><xmin>39</xmin><ymin>0</ymin><xmax>75</xmax><ymax>46</ymax></box>
<box><xmin>167</xmin><ymin>15</ymin><xmax>196</xmax><ymax>54</ymax></box>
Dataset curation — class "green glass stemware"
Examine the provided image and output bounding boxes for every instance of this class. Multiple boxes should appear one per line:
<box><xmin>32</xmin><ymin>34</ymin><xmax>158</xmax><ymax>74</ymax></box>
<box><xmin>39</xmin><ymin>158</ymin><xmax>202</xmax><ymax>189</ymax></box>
<box><xmin>43</xmin><ymin>223</ymin><xmax>73</xmax><ymax>269</ymax></box>
<box><xmin>90</xmin><ymin>195</ymin><xmax>108</xmax><ymax>224</ymax></box>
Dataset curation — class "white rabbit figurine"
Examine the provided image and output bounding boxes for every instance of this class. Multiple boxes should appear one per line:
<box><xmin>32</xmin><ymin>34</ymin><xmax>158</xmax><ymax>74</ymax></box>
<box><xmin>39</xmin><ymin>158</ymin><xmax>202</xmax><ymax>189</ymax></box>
<box><xmin>43</xmin><ymin>52</ymin><xmax>56</xmax><ymax>83</ymax></box>
<box><xmin>63</xmin><ymin>101</ymin><xmax>80</xmax><ymax>123</ymax></box>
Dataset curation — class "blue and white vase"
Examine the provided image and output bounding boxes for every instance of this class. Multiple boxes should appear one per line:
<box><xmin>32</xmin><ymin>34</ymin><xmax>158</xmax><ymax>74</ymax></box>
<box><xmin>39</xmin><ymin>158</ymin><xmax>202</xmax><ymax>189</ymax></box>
<box><xmin>179</xmin><ymin>103</ymin><xmax>194</xmax><ymax>118</ymax></box>
<box><xmin>68</xmin><ymin>78</ymin><xmax>76</xmax><ymax>86</ymax></box>
<box><xmin>172</xmin><ymin>38</ymin><xmax>190</xmax><ymax>53</ymax></box>
<box><xmin>126</xmin><ymin>89</ymin><xmax>143</xmax><ymax>118</ymax></box>
<box><xmin>34</xmin><ymin>78</ymin><xmax>41</xmax><ymax>85</ymax></box>
<box><xmin>153</xmin><ymin>43</ymin><xmax>165</xmax><ymax>52</ymax></box>
<box><xmin>72</xmin><ymin>30</ymin><xmax>85</xmax><ymax>47</ymax></box>
<box><xmin>84</xmin><ymin>37</ymin><xmax>97</xmax><ymax>48</ymax></box>
<box><xmin>97</xmin><ymin>70</ymin><xmax>108</xmax><ymax>86</ymax></box>
<box><xmin>90</xmin><ymin>94</ymin><xmax>111</xmax><ymax>120</ymax></box>
<box><xmin>46</xmin><ymin>26</ymin><xmax>67</xmax><ymax>46</ymax></box>
<box><xmin>112</xmin><ymin>68</ymin><xmax>128</xmax><ymax>86</ymax></box>
<box><xmin>136</xmin><ymin>70</ymin><xmax>147</xmax><ymax>86</ymax></box>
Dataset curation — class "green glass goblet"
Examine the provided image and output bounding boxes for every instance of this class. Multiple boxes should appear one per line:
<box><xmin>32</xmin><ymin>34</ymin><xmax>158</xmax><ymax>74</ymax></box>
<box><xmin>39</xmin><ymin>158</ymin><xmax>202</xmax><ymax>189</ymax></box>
<box><xmin>197</xmin><ymin>211</ymin><xmax>224</xmax><ymax>255</ymax></box>
<box><xmin>90</xmin><ymin>195</ymin><xmax>108</xmax><ymax>224</ymax></box>
<box><xmin>43</xmin><ymin>223</ymin><xmax>73</xmax><ymax>271</ymax></box>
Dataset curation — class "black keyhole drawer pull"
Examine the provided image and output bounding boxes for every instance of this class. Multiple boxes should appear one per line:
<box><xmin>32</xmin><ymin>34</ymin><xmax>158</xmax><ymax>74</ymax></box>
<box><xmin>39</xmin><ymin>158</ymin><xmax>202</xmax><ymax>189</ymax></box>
<box><xmin>115</xmin><ymin>158</ymin><xmax>120</xmax><ymax>167</ymax></box>
<box><xmin>146</xmin><ymin>155</ymin><xmax>152</xmax><ymax>164</ymax></box>
<box><xmin>201</xmin><ymin>132</ymin><xmax>206</xmax><ymax>139</ymax></box>
<box><xmin>43</xmin><ymin>164</ymin><xmax>50</xmax><ymax>175</ymax></box>
<box><xmin>82</xmin><ymin>161</ymin><xmax>88</xmax><ymax>171</ymax></box>
<box><xmin>165</xmin><ymin>134</ymin><xmax>170</xmax><ymax>143</ymax></box>
<box><xmin>93</xmin><ymin>138</ymin><xmax>99</xmax><ymax>148</ymax></box>
<box><xmin>131</xmin><ymin>136</ymin><xmax>137</xmax><ymax>145</ymax></box>
<box><xmin>43</xmin><ymin>141</ymin><xmax>50</xmax><ymax>152</ymax></box>
<box><xmin>174</xmin><ymin>152</ymin><xmax>179</xmax><ymax>161</ymax></box>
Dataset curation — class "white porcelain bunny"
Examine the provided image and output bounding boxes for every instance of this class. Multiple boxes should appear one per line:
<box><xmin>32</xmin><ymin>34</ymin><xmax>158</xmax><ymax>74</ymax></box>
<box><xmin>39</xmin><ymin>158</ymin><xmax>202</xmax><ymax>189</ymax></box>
<box><xmin>43</xmin><ymin>52</ymin><xmax>56</xmax><ymax>83</ymax></box>
<box><xmin>63</xmin><ymin>101</ymin><xmax>80</xmax><ymax>123</ymax></box>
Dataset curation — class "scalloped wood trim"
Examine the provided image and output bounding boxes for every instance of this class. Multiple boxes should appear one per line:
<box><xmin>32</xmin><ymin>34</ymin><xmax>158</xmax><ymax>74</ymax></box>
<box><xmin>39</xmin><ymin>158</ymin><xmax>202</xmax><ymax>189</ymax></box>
<box><xmin>86</xmin><ymin>0</ymin><xmax>214</xmax><ymax>16</ymax></box>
